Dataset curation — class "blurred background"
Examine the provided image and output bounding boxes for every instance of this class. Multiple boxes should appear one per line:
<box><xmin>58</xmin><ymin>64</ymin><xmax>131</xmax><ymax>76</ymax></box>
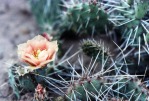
<box><xmin>0</xmin><ymin>0</ymin><xmax>39</xmax><ymax>100</ymax></box>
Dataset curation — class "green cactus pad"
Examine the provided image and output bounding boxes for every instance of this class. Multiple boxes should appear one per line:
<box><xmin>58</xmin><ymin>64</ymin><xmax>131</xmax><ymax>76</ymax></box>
<box><xmin>113</xmin><ymin>77</ymin><xmax>149</xmax><ymax>101</ymax></box>
<box><xmin>108</xmin><ymin>0</ymin><xmax>149</xmax><ymax>45</ymax></box>
<box><xmin>135</xmin><ymin>0</ymin><xmax>149</xmax><ymax>19</ymax></box>
<box><xmin>66</xmin><ymin>2</ymin><xmax>108</xmax><ymax>34</ymax></box>
<box><xmin>8</xmin><ymin>64</ymin><xmax>36</xmax><ymax>99</ymax></box>
<box><xmin>30</xmin><ymin>0</ymin><xmax>62</xmax><ymax>31</ymax></box>
<box><xmin>66</xmin><ymin>77</ymin><xmax>108</xmax><ymax>101</ymax></box>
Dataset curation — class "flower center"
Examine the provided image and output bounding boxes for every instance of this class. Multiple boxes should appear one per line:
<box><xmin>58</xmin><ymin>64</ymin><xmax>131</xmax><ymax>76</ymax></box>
<box><xmin>34</xmin><ymin>49</ymin><xmax>41</xmax><ymax>58</ymax></box>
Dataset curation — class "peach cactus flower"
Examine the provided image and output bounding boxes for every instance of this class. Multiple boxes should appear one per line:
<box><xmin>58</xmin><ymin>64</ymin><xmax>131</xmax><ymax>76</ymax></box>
<box><xmin>17</xmin><ymin>35</ymin><xmax>58</xmax><ymax>69</ymax></box>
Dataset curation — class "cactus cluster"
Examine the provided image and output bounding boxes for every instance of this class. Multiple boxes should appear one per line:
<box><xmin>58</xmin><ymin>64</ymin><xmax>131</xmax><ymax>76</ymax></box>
<box><xmin>7</xmin><ymin>0</ymin><xmax>149</xmax><ymax>101</ymax></box>
<box><xmin>107</xmin><ymin>0</ymin><xmax>149</xmax><ymax>45</ymax></box>
<box><xmin>65</xmin><ymin>76</ymin><xmax>149</xmax><ymax>101</ymax></box>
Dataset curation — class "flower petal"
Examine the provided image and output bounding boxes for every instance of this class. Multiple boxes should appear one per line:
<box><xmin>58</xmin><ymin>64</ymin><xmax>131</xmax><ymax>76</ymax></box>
<box><xmin>32</xmin><ymin>35</ymin><xmax>47</xmax><ymax>41</ymax></box>
<box><xmin>38</xmin><ymin>50</ymin><xmax>49</xmax><ymax>62</ymax></box>
<box><xmin>23</xmin><ymin>54</ymin><xmax>40</xmax><ymax>66</ymax></box>
<box><xmin>47</xmin><ymin>41</ymin><xmax>58</xmax><ymax>52</ymax></box>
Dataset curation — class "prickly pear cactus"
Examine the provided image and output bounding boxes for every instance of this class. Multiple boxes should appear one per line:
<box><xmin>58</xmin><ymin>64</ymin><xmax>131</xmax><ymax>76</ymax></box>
<box><xmin>64</xmin><ymin>1</ymin><xmax>108</xmax><ymax>35</ymax></box>
<box><xmin>113</xmin><ymin>77</ymin><xmax>149</xmax><ymax>101</ymax></box>
<box><xmin>7</xmin><ymin>0</ymin><xmax>149</xmax><ymax>101</ymax></box>
<box><xmin>135</xmin><ymin>0</ymin><xmax>148</xmax><ymax>19</ymax></box>
<box><xmin>66</xmin><ymin>76</ymin><xmax>108</xmax><ymax>101</ymax></box>
<box><xmin>108</xmin><ymin>0</ymin><xmax>149</xmax><ymax>45</ymax></box>
<box><xmin>8</xmin><ymin>64</ymin><xmax>36</xmax><ymax>99</ymax></box>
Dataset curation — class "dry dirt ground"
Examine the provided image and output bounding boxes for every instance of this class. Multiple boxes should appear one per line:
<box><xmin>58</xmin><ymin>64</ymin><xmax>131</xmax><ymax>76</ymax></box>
<box><xmin>0</xmin><ymin>0</ymin><xmax>39</xmax><ymax>100</ymax></box>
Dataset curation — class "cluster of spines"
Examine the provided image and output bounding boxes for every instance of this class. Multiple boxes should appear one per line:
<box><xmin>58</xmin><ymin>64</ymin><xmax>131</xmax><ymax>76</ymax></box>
<box><xmin>66</xmin><ymin>76</ymin><xmax>108</xmax><ymax>101</ymax></box>
<box><xmin>81</xmin><ymin>39</ymin><xmax>113</xmax><ymax>62</ymax></box>
<box><xmin>106</xmin><ymin>0</ymin><xmax>149</xmax><ymax>45</ymax></box>
<box><xmin>52</xmin><ymin>52</ymin><xmax>149</xmax><ymax>101</ymax></box>
<box><xmin>53</xmin><ymin>74</ymin><xmax>149</xmax><ymax>101</ymax></box>
<box><xmin>113</xmin><ymin>77</ymin><xmax>149</xmax><ymax>101</ymax></box>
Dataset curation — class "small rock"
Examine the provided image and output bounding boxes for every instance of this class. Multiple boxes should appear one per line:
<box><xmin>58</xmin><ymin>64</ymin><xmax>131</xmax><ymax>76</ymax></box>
<box><xmin>20</xmin><ymin>27</ymin><xmax>30</xmax><ymax>35</ymax></box>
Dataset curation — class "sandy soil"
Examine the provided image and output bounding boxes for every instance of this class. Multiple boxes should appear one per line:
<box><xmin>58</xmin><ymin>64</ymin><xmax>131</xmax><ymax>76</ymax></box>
<box><xmin>0</xmin><ymin>0</ymin><xmax>39</xmax><ymax>100</ymax></box>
